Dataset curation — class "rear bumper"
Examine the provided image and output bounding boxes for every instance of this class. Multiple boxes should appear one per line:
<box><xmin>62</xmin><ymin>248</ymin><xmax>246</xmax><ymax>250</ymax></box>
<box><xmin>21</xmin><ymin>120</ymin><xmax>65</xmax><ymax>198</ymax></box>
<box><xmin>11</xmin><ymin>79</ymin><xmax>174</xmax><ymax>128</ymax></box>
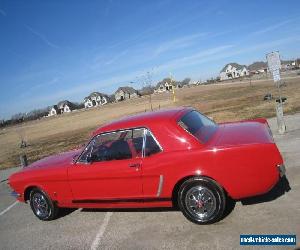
<box><xmin>241</xmin><ymin>175</ymin><xmax>291</xmax><ymax>205</ymax></box>
<box><xmin>277</xmin><ymin>163</ymin><xmax>286</xmax><ymax>177</ymax></box>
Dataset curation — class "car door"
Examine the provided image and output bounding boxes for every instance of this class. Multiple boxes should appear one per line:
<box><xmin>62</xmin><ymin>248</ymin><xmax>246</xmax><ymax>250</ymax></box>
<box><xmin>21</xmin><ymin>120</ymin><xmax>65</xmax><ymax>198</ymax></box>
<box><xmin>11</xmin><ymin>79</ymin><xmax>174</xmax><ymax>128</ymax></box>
<box><xmin>68</xmin><ymin>129</ymin><xmax>144</xmax><ymax>202</ymax></box>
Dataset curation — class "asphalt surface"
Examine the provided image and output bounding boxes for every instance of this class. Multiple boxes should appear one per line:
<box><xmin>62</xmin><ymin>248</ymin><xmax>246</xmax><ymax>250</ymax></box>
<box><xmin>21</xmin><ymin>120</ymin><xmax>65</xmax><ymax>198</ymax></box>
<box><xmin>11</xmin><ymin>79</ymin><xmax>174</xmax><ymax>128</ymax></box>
<box><xmin>0</xmin><ymin>114</ymin><xmax>299</xmax><ymax>250</ymax></box>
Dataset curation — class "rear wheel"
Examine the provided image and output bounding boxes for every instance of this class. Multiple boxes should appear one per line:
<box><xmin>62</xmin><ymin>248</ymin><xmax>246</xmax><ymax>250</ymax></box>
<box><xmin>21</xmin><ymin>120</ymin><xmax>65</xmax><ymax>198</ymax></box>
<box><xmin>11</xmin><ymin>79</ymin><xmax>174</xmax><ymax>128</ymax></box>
<box><xmin>29</xmin><ymin>188</ymin><xmax>59</xmax><ymax>221</ymax></box>
<box><xmin>178</xmin><ymin>177</ymin><xmax>226</xmax><ymax>224</ymax></box>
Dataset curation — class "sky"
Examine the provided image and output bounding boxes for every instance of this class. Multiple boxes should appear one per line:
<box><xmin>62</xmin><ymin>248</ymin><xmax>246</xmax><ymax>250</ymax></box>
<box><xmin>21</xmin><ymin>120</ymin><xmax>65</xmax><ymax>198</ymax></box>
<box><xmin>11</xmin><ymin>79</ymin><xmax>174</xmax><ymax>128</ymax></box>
<box><xmin>0</xmin><ymin>0</ymin><xmax>300</xmax><ymax>119</ymax></box>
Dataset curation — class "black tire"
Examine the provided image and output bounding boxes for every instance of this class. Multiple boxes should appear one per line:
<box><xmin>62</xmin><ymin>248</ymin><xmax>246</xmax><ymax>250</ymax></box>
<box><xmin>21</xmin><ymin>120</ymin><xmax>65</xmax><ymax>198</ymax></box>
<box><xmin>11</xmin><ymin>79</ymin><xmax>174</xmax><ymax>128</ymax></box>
<box><xmin>29</xmin><ymin>188</ymin><xmax>59</xmax><ymax>221</ymax></box>
<box><xmin>178</xmin><ymin>177</ymin><xmax>226</xmax><ymax>224</ymax></box>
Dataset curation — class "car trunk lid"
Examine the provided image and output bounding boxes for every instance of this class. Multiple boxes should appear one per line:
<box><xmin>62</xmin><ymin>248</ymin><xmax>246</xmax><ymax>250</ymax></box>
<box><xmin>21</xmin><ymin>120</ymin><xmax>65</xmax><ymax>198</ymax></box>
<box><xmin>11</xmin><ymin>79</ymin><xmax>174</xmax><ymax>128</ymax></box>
<box><xmin>214</xmin><ymin>119</ymin><xmax>274</xmax><ymax>147</ymax></box>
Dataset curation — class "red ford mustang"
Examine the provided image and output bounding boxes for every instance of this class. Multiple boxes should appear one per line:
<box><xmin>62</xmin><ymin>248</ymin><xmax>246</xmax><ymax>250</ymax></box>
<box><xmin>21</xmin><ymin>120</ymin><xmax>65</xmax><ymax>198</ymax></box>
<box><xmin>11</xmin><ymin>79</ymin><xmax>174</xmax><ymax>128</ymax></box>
<box><xmin>8</xmin><ymin>107</ymin><xmax>286</xmax><ymax>224</ymax></box>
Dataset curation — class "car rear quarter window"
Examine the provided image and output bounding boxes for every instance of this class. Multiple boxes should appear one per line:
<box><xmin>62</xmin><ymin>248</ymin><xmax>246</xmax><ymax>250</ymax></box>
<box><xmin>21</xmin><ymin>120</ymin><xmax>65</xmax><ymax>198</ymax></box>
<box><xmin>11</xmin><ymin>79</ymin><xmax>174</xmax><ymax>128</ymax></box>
<box><xmin>179</xmin><ymin>111</ymin><xmax>217</xmax><ymax>143</ymax></box>
<box><xmin>145</xmin><ymin>130</ymin><xmax>162</xmax><ymax>157</ymax></box>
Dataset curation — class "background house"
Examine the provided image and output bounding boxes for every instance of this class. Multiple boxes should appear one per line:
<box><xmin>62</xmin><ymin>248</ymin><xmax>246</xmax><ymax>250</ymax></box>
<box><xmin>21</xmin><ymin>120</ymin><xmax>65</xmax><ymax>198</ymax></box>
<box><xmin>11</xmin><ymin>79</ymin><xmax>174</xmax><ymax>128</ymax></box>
<box><xmin>115</xmin><ymin>86</ymin><xmax>139</xmax><ymax>101</ymax></box>
<box><xmin>219</xmin><ymin>63</ymin><xmax>249</xmax><ymax>81</ymax></box>
<box><xmin>84</xmin><ymin>92</ymin><xmax>110</xmax><ymax>108</ymax></box>
<box><xmin>248</xmin><ymin>61</ymin><xmax>268</xmax><ymax>74</ymax></box>
<box><xmin>48</xmin><ymin>105</ymin><xmax>60</xmax><ymax>116</ymax></box>
<box><xmin>155</xmin><ymin>77</ymin><xmax>177</xmax><ymax>93</ymax></box>
<box><xmin>57</xmin><ymin>100</ymin><xmax>77</xmax><ymax>113</ymax></box>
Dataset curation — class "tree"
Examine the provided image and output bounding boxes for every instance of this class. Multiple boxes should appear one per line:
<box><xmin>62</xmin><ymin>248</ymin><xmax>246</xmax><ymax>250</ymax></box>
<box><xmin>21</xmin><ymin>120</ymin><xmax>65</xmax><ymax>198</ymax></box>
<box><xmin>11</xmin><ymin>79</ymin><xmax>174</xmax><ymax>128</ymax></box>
<box><xmin>181</xmin><ymin>78</ymin><xmax>191</xmax><ymax>86</ymax></box>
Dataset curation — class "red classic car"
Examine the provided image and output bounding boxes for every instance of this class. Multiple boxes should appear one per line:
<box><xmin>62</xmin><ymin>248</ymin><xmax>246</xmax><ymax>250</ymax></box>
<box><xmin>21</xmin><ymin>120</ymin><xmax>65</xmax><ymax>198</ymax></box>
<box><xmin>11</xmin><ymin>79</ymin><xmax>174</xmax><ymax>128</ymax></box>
<box><xmin>8</xmin><ymin>107</ymin><xmax>286</xmax><ymax>224</ymax></box>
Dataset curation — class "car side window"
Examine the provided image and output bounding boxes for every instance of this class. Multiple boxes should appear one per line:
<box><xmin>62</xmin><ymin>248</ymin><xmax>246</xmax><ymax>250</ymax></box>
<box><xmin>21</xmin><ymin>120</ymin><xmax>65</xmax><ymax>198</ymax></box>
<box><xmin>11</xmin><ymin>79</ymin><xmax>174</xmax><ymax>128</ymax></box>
<box><xmin>91</xmin><ymin>131</ymin><xmax>133</xmax><ymax>162</ymax></box>
<box><xmin>145</xmin><ymin>130</ymin><xmax>161</xmax><ymax>157</ymax></box>
<box><xmin>124</xmin><ymin>128</ymin><xmax>145</xmax><ymax>158</ymax></box>
<box><xmin>78</xmin><ymin>128</ymin><xmax>161</xmax><ymax>162</ymax></box>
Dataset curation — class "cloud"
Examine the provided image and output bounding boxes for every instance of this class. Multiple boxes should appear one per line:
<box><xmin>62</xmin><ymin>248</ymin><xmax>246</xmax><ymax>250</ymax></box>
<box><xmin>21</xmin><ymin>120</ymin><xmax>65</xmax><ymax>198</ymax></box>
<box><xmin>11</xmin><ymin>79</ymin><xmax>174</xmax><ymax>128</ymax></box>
<box><xmin>6</xmin><ymin>34</ymin><xmax>300</xmax><ymax>116</ymax></box>
<box><xmin>105</xmin><ymin>50</ymin><xmax>128</xmax><ymax>65</ymax></box>
<box><xmin>148</xmin><ymin>35</ymin><xmax>300</xmax><ymax>75</ymax></box>
<box><xmin>18</xmin><ymin>68</ymin><xmax>147</xmax><ymax>107</ymax></box>
<box><xmin>17</xmin><ymin>45</ymin><xmax>234</xmax><ymax>106</ymax></box>
<box><xmin>154</xmin><ymin>33</ymin><xmax>208</xmax><ymax>57</ymax></box>
<box><xmin>0</xmin><ymin>9</ymin><xmax>6</xmax><ymax>16</ymax></box>
<box><xmin>227</xmin><ymin>35</ymin><xmax>300</xmax><ymax>58</ymax></box>
<box><xmin>156</xmin><ymin>45</ymin><xmax>234</xmax><ymax>72</ymax></box>
<box><xmin>24</xmin><ymin>24</ymin><xmax>59</xmax><ymax>49</ymax></box>
<box><xmin>250</xmin><ymin>19</ymin><xmax>293</xmax><ymax>36</ymax></box>
<box><xmin>19</xmin><ymin>77</ymin><xmax>61</xmax><ymax>98</ymax></box>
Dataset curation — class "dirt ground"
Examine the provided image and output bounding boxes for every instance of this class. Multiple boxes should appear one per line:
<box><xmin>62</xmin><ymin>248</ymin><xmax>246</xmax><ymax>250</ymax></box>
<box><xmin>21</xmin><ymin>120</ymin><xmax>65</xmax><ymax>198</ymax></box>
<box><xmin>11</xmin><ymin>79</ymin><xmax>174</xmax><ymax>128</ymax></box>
<box><xmin>1</xmin><ymin>76</ymin><xmax>300</xmax><ymax>169</ymax></box>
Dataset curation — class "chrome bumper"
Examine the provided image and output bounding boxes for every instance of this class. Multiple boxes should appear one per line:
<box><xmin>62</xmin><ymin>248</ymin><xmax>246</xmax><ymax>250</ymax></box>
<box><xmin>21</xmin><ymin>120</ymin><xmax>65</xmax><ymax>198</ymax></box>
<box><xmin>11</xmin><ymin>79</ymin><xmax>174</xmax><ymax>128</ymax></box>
<box><xmin>277</xmin><ymin>164</ymin><xmax>286</xmax><ymax>177</ymax></box>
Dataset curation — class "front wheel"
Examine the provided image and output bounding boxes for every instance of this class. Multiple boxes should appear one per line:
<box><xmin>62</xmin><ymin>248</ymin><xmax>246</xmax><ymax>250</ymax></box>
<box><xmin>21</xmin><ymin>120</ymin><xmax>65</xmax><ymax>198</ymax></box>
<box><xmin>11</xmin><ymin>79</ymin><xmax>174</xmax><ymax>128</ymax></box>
<box><xmin>29</xmin><ymin>188</ymin><xmax>59</xmax><ymax>221</ymax></box>
<box><xmin>178</xmin><ymin>177</ymin><xmax>226</xmax><ymax>224</ymax></box>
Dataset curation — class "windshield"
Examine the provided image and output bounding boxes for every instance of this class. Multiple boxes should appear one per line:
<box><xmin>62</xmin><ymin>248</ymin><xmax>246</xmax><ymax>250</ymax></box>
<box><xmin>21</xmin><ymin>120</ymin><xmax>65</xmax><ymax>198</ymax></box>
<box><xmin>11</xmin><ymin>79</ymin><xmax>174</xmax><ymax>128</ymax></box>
<box><xmin>178</xmin><ymin>111</ymin><xmax>218</xmax><ymax>143</ymax></box>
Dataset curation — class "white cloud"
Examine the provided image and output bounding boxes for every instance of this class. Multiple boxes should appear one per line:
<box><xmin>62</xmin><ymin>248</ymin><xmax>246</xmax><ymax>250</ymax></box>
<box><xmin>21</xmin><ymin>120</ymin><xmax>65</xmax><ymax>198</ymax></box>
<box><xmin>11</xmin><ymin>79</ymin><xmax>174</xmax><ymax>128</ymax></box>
<box><xmin>7</xmin><ymin>35</ymin><xmax>300</xmax><ymax>114</ymax></box>
<box><xmin>104</xmin><ymin>49</ymin><xmax>128</xmax><ymax>65</ymax></box>
<box><xmin>17</xmin><ymin>45</ymin><xmax>234</xmax><ymax>107</ymax></box>
<box><xmin>156</xmin><ymin>45</ymin><xmax>234</xmax><ymax>72</ymax></box>
<box><xmin>20</xmin><ymin>77</ymin><xmax>61</xmax><ymax>98</ymax></box>
<box><xmin>24</xmin><ymin>24</ymin><xmax>59</xmax><ymax>49</ymax></box>
<box><xmin>249</xmin><ymin>19</ymin><xmax>293</xmax><ymax>36</ymax></box>
<box><xmin>154</xmin><ymin>33</ymin><xmax>208</xmax><ymax>56</ymax></box>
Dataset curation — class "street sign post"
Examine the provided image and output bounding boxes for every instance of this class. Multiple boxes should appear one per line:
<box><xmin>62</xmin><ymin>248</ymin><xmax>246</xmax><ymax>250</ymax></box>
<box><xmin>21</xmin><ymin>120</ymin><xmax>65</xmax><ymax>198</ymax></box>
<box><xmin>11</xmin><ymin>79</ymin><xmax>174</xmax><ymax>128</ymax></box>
<box><xmin>272</xmin><ymin>69</ymin><xmax>281</xmax><ymax>83</ymax></box>
<box><xmin>266</xmin><ymin>51</ymin><xmax>286</xmax><ymax>134</ymax></box>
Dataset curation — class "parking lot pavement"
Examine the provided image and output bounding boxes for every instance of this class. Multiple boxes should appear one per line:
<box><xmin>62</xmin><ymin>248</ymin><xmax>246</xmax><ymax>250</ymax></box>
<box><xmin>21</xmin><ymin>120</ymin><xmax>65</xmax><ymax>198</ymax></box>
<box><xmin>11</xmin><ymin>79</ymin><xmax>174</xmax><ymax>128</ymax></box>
<box><xmin>0</xmin><ymin>114</ymin><xmax>300</xmax><ymax>250</ymax></box>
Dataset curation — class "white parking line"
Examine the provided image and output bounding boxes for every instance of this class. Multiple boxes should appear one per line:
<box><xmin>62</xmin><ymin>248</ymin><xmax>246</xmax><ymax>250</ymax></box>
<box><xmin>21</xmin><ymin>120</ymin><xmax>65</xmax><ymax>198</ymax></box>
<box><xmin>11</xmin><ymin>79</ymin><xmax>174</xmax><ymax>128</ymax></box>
<box><xmin>90</xmin><ymin>212</ymin><xmax>113</xmax><ymax>250</ymax></box>
<box><xmin>0</xmin><ymin>201</ymin><xmax>18</xmax><ymax>216</ymax></box>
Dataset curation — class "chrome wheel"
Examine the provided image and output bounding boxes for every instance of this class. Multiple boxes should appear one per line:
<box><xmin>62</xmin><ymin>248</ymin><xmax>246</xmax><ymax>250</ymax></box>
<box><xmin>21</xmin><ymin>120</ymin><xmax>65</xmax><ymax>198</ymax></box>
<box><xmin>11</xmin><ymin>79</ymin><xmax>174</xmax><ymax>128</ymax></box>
<box><xmin>178</xmin><ymin>177</ymin><xmax>226</xmax><ymax>224</ymax></box>
<box><xmin>185</xmin><ymin>186</ymin><xmax>217</xmax><ymax>220</ymax></box>
<box><xmin>32</xmin><ymin>192</ymin><xmax>51</xmax><ymax>219</ymax></box>
<box><xmin>29</xmin><ymin>188</ymin><xmax>59</xmax><ymax>221</ymax></box>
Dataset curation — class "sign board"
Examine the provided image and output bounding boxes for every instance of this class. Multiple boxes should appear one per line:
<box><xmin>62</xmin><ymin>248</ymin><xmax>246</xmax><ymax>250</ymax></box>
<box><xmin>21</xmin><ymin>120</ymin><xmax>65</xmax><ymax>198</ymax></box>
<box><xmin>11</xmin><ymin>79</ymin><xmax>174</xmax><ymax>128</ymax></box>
<box><xmin>266</xmin><ymin>51</ymin><xmax>281</xmax><ymax>72</ymax></box>
<box><xmin>272</xmin><ymin>69</ymin><xmax>281</xmax><ymax>82</ymax></box>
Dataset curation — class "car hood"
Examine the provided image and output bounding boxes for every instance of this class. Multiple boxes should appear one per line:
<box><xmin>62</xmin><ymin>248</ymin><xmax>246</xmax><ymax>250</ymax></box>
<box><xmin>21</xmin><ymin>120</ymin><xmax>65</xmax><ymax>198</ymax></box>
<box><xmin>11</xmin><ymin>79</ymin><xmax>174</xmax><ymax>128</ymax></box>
<box><xmin>23</xmin><ymin>149</ymin><xmax>82</xmax><ymax>171</ymax></box>
<box><xmin>213</xmin><ymin>119</ymin><xmax>273</xmax><ymax>147</ymax></box>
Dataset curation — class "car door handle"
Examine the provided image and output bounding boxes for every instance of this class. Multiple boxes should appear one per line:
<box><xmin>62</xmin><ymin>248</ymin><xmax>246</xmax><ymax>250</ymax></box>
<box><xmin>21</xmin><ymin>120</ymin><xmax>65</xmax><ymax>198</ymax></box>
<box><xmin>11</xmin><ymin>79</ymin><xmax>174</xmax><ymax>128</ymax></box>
<box><xmin>128</xmin><ymin>163</ymin><xmax>141</xmax><ymax>168</ymax></box>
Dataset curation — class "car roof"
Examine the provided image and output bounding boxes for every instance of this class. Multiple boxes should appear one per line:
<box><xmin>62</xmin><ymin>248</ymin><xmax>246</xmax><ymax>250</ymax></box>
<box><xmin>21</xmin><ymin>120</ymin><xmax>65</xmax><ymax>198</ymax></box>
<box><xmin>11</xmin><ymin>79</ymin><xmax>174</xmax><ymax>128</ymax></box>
<box><xmin>93</xmin><ymin>106</ymin><xmax>193</xmax><ymax>135</ymax></box>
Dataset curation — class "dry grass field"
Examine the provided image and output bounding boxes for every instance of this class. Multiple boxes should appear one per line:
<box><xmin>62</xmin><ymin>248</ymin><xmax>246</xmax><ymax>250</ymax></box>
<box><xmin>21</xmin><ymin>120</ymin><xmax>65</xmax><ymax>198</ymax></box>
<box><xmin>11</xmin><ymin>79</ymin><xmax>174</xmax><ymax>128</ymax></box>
<box><xmin>1</xmin><ymin>76</ymin><xmax>300</xmax><ymax>169</ymax></box>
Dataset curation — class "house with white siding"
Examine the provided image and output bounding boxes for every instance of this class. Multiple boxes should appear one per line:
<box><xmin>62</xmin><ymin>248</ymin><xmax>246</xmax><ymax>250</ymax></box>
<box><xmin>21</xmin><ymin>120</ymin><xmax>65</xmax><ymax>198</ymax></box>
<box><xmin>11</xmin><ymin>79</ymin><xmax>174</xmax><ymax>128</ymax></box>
<box><xmin>84</xmin><ymin>92</ymin><xmax>110</xmax><ymax>108</ymax></box>
<box><xmin>48</xmin><ymin>100</ymin><xmax>76</xmax><ymax>116</ymax></box>
<box><xmin>156</xmin><ymin>82</ymin><xmax>176</xmax><ymax>93</ymax></box>
<box><xmin>219</xmin><ymin>63</ymin><xmax>249</xmax><ymax>81</ymax></box>
<box><xmin>155</xmin><ymin>77</ymin><xmax>179</xmax><ymax>93</ymax></box>
<box><xmin>48</xmin><ymin>105</ymin><xmax>61</xmax><ymax>116</ymax></box>
<box><xmin>57</xmin><ymin>100</ymin><xmax>76</xmax><ymax>113</ymax></box>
